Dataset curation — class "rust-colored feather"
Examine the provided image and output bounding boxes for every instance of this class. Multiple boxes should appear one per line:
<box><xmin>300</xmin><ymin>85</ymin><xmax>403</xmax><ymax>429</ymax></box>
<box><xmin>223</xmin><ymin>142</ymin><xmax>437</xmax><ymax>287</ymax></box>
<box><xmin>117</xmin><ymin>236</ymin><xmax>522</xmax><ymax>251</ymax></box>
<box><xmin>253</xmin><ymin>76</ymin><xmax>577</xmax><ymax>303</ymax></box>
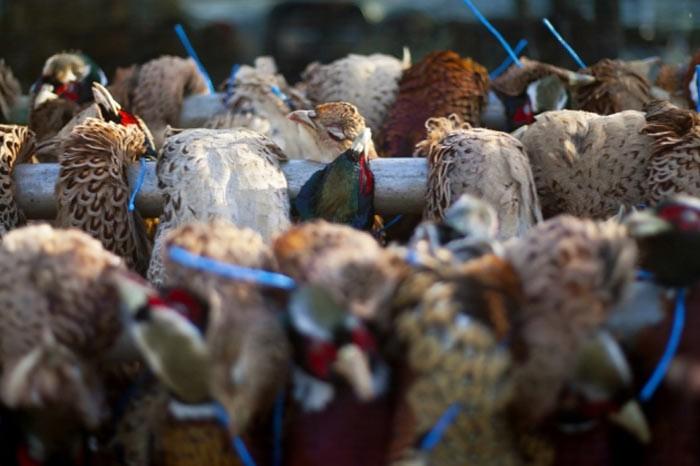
<box><xmin>379</xmin><ymin>51</ymin><xmax>489</xmax><ymax>157</ymax></box>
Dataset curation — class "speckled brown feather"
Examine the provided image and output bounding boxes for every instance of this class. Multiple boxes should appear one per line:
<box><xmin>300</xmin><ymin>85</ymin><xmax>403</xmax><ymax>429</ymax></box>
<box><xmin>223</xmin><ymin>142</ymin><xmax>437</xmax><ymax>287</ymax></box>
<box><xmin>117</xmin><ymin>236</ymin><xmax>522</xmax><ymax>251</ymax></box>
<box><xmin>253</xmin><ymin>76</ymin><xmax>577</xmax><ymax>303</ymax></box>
<box><xmin>0</xmin><ymin>60</ymin><xmax>21</xmax><ymax>122</ymax></box>
<box><xmin>55</xmin><ymin>118</ymin><xmax>151</xmax><ymax>275</ymax></box>
<box><xmin>0</xmin><ymin>225</ymin><xmax>127</xmax><ymax>428</ymax></box>
<box><xmin>163</xmin><ymin>221</ymin><xmax>290</xmax><ymax>434</ymax></box>
<box><xmin>491</xmin><ymin>57</ymin><xmax>588</xmax><ymax>97</ymax></box>
<box><xmin>503</xmin><ymin>216</ymin><xmax>637</xmax><ymax>428</ymax></box>
<box><xmin>379</xmin><ymin>51</ymin><xmax>489</xmax><ymax>157</ymax></box>
<box><xmin>273</xmin><ymin>220</ymin><xmax>404</xmax><ymax>324</ymax></box>
<box><xmin>573</xmin><ymin>59</ymin><xmax>652</xmax><ymax>115</ymax></box>
<box><xmin>518</xmin><ymin>109</ymin><xmax>653</xmax><ymax>218</ymax></box>
<box><xmin>29</xmin><ymin>98</ymin><xmax>81</xmax><ymax>143</ymax></box>
<box><xmin>641</xmin><ymin>100</ymin><xmax>700</xmax><ymax>203</ymax></box>
<box><xmin>416</xmin><ymin>114</ymin><xmax>542</xmax><ymax>239</ymax></box>
<box><xmin>0</xmin><ymin>125</ymin><xmax>34</xmax><ymax>236</ymax></box>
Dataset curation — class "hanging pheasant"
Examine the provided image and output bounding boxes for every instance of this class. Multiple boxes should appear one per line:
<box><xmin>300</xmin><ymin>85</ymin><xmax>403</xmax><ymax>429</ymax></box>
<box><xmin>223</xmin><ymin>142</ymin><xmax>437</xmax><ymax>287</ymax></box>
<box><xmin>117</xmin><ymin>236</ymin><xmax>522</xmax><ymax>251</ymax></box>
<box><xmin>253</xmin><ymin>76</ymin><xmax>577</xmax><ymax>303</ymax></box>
<box><xmin>295</xmin><ymin>128</ymin><xmax>375</xmax><ymax>229</ymax></box>
<box><xmin>572</xmin><ymin>59</ymin><xmax>653</xmax><ymax>115</ymax></box>
<box><xmin>0</xmin><ymin>125</ymin><xmax>34</xmax><ymax>237</ymax></box>
<box><xmin>301</xmin><ymin>50</ymin><xmax>410</xmax><ymax>137</ymax></box>
<box><xmin>0</xmin><ymin>224</ymin><xmax>140</xmax><ymax>464</ymax></box>
<box><xmin>147</xmin><ymin>127</ymin><xmax>291</xmax><ymax>286</ymax></box>
<box><xmin>416</xmin><ymin>114</ymin><xmax>542</xmax><ymax>239</ymax></box>
<box><xmin>0</xmin><ymin>59</ymin><xmax>22</xmax><ymax>124</ymax></box>
<box><xmin>55</xmin><ymin>117</ymin><xmax>152</xmax><ymax>275</ymax></box>
<box><xmin>379</xmin><ymin>50</ymin><xmax>489</xmax><ymax>157</ymax></box>
<box><xmin>109</xmin><ymin>56</ymin><xmax>209</xmax><ymax>147</ymax></box>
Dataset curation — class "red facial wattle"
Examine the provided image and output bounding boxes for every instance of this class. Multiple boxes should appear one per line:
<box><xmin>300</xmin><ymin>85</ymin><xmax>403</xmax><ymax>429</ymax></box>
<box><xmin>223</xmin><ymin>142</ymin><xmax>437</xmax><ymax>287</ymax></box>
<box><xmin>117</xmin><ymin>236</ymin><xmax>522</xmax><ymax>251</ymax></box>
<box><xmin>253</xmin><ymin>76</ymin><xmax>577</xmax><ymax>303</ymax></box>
<box><xmin>513</xmin><ymin>100</ymin><xmax>535</xmax><ymax>125</ymax></box>
<box><xmin>306</xmin><ymin>341</ymin><xmax>338</xmax><ymax>379</ymax></box>
<box><xmin>147</xmin><ymin>289</ymin><xmax>207</xmax><ymax>330</ymax></box>
<box><xmin>658</xmin><ymin>204</ymin><xmax>700</xmax><ymax>232</ymax></box>
<box><xmin>351</xmin><ymin>326</ymin><xmax>376</xmax><ymax>353</ymax></box>
<box><xmin>54</xmin><ymin>83</ymin><xmax>79</xmax><ymax>102</ymax></box>
<box><xmin>118</xmin><ymin>109</ymin><xmax>139</xmax><ymax>126</ymax></box>
<box><xmin>359</xmin><ymin>156</ymin><xmax>374</xmax><ymax>196</ymax></box>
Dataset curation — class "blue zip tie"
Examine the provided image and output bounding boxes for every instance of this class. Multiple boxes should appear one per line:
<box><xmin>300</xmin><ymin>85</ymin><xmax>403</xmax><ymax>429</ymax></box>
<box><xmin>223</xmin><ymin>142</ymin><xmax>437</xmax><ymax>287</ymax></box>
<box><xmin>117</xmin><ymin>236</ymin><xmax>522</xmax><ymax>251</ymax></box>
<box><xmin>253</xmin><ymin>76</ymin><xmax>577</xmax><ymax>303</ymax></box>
<box><xmin>380</xmin><ymin>214</ymin><xmax>404</xmax><ymax>233</ymax></box>
<box><xmin>639</xmin><ymin>288</ymin><xmax>687</xmax><ymax>402</ymax></box>
<box><xmin>168</xmin><ymin>246</ymin><xmax>297</xmax><ymax>290</ymax></box>
<box><xmin>419</xmin><ymin>403</ymin><xmax>462</xmax><ymax>451</ymax></box>
<box><xmin>213</xmin><ymin>404</ymin><xmax>258</xmax><ymax>466</ymax></box>
<box><xmin>635</xmin><ymin>269</ymin><xmax>655</xmax><ymax>282</ymax></box>
<box><xmin>461</xmin><ymin>0</ymin><xmax>523</xmax><ymax>68</ymax></box>
<box><xmin>489</xmin><ymin>39</ymin><xmax>528</xmax><ymax>80</ymax></box>
<box><xmin>272</xmin><ymin>392</ymin><xmax>285</xmax><ymax>466</ymax></box>
<box><xmin>174</xmin><ymin>23</ymin><xmax>215</xmax><ymax>94</ymax></box>
<box><xmin>270</xmin><ymin>84</ymin><xmax>293</xmax><ymax>109</ymax></box>
<box><xmin>128</xmin><ymin>158</ymin><xmax>147</xmax><ymax>212</ymax></box>
<box><xmin>542</xmin><ymin>18</ymin><xmax>587</xmax><ymax>69</ymax></box>
<box><xmin>695</xmin><ymin>65</ymin><xmax>700</xmax><ymax>112</ymax></box>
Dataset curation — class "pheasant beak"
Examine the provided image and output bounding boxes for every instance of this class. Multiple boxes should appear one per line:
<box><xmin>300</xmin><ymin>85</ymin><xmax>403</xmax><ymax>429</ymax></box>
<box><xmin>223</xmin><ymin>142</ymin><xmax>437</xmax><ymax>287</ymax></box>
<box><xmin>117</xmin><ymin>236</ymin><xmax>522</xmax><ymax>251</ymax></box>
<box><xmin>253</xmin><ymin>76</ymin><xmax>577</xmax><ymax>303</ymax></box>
<box><xmin>608</xmin><ymin>400</ymin><xmax>651</xmax><ymax>444</ymax></box>
<box><xmin>288</xmin><ymin>110</ymin><xmax>316</xmax><ymax>129</ymax></box>
<box><xmin>625</xmin><ymin>210</ymin><xmax>673</xmax><ymax>237</ymax></box>
<box><xmin>351</xmin><ymin>128</ymin><xmax>372</xmax><ymax>157</ymax></box>
<box><xmin>110</xmin><ymin>272</ymin><xmax>155</xmax><ymax>316</ymax></box>
<box><xmin>333</xmin><ymin>344</ymin><xmax>375</xmax><ymax>401</ymax></box>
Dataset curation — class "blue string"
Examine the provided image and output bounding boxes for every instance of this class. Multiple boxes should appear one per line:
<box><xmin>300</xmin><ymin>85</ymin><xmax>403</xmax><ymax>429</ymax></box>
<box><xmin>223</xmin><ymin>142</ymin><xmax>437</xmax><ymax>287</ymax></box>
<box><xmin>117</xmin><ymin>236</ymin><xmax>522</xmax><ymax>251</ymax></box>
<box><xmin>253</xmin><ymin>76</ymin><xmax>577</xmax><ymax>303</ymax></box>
<box><xmin>639</xmin><ymin>287</ymin><xmax>686</xmax><ymax>402</ymax></box>
<box><xmin>272</xmin><ymin>392</ymin><xmax>285</xmax><ymax>466</ymax></box>
<box><xmin>379</xmin><ymin>214</ymin><xmax>404</xmax><ymax>232</ymax></box>
<box><xmin>542</xmin><ymin>18</ymin><xmax>587</xmax><ymax>69</ymax></box>
<box><xmin>270</xmin><ymin>84</ymin><xmax>293</xmax><ymax>109</ymax></box>
<box><xmin>168</xmin><ymin>246</ymin><xmax>297</xmax><ymax>290</ymax></box>
<box><xmin>695</xmin><ymin>65</ymin><xmax>700</xmax><ymax>113</ymax></box>
<box><xmin>128</xmin><ymin>158</ymin><xmax>147</xmax><ymax>212</ymax></box>
<box><xmin>489</xmin><ymin>39</ymin><xmax>529</xmax><ymax>80</ymax></box>
<box><xmin>213</xmin><ymin>404</ymin><xmax>258</xmax><ymax>466</ymax></box>
<box><xmin>419</xmin><ymin>403</ymin><xmax>462</xmax><ymax>451</ymax></box>
<box><xmin>635</xmin><ymin>269</ymin><xmax>655</xmax><ymax>282</ymax></box>
<box><xmin>461</xmin><ymin>0</ymin><xmax>523</xmax><ymax>68</ymax></box>
<box><xmin>174</xmin><ymin>23</ymin><xmax>215</xmax><ymax>94</ymax></box>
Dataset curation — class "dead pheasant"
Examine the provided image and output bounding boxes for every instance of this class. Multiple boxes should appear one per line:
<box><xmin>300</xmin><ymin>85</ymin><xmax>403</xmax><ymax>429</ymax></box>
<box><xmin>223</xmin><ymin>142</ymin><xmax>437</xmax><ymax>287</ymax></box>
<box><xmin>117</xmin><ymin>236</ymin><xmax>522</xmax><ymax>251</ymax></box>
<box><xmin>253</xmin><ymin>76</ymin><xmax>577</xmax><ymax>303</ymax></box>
<box><xmin>379</xmin><ymin>51</ymin><xmax>489</xmax><ymax>157</ymax></box>
<box><xmin>0</xmin><ymin>125</ymin><xmax>34</xmax><ymax>237</ymax></box>
<box><xmin>301</xmin><ymin>50</ymin><xmax>410</xmax><ymax>137</ymax></box>
<box><xmin>0</xmin><ymin>59</ymin><xmax>22</xmax><ymax>124</ymax></box>
<box><xmin>55</xmin><ymin>117</ymin><xmax>152</xmax><ymax>275</ymax></box>
<box><xmin>147</xmin><ymin>127</ymin><xmax>291</xmax><ymax>286</ymax></box>
<box><xmin>109</xmin><ymin>56</ymin><xmax>209</xmax><ymax>147</ymax></box>
<box><xmin>572</xmin><ymin>59</ymin><xmax>653</xmax><ymax>115</ymax></box>
<box><xmin>0</xmin><ymin>224</ymin><xmax>139</xmax><ymax>464</ymax></box>
<box><xmin>415</xmin><ymin>114</ymin><xmax>542</xmax><ymax>239</ymax></box>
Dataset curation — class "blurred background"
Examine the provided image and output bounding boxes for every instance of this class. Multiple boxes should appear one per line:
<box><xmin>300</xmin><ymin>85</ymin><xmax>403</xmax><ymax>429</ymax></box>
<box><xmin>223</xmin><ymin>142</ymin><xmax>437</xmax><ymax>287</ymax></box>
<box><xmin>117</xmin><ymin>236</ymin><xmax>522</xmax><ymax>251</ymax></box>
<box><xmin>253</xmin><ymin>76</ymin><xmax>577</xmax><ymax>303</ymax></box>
<box><xmin>1</xmin><ymin>0</ymin><xmax>699</xmax><ymax>87</ymax></box>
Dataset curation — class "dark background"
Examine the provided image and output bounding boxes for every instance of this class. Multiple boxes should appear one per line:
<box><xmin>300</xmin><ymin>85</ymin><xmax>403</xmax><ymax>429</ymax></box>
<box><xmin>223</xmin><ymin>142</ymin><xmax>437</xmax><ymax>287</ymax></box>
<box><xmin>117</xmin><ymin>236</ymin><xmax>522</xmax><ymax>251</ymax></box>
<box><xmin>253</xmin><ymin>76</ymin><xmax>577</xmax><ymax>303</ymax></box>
<box><xmin>1</xmin><ymin>0</ymin><xmax>699</xmax><ymax>88</ymax></box>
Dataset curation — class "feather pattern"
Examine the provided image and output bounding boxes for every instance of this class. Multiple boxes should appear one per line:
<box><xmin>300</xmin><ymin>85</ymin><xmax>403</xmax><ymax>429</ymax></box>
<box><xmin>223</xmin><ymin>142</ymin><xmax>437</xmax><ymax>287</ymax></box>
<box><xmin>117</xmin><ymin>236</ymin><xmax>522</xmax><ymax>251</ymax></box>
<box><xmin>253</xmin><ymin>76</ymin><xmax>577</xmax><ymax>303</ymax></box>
<box><xmin>0</xmin><ymin>60</ymin><xmax>21</xmax><ymax>123</ymax></box>
<box><xmin>379</xmin><ymin>51</ymin><xmax>489</xmax><ymax>157</ymax></box>
<box><xmin>0</xmin><ymin>125</ymin><xmax>34</xmax><ymax>236</ymax></box>
<box><xmin>417</xmin><ymin>114</ymin><xmax>542</xmax><ymax>239</ymax></box>
<box><xmin>573</xmin><ymin>59</ymin><xmax>652</xmax><ymax>115</ymax></box>
<box><xmin>148</xmin><ymin>128</ymin><xmax>291</xmax><ymax>286</ymax></box>
<box><xmin>55</xmin><ymin>118</ymin><xmax>151</xmax><ymax>275</ymax></box>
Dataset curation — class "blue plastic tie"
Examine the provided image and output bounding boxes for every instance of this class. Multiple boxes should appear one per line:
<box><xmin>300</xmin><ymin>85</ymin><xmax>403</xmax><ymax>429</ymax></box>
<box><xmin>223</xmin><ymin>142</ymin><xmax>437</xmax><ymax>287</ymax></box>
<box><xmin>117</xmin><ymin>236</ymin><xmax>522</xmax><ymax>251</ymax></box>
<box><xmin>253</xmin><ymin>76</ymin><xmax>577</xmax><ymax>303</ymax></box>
<box><xmin>461</xmin><ymin>0</ymin><xmax>523</xmax><ymax>68</ymax></box>
<box><xmin>272</xmin><ymin>392</ymin><xmax>285</xmax><ymax>466</ymax></box>
<box><xmin>635</xmin><ymin>269</ymin><xmax>655</xmax><ymax>282</ymax></box>
<box><xmin>542</xmin><ymin>18</ymin><xmax>587</xmax><ymax>69</ymax></box>
<box><xmin>419</xmin><ymin>403</ymin><xmax>462</xmax><ymax>451</ymax></box>
<box><xmin>639</xmin><ymin>287</ymin><xmax>687</xmax><ymax>402</ymax></box>
<box><xmin>270</xmin><ymin>84</ymin><xmax>293</xmax><ymax>109</ymax></box>
<box><xmin>168</xmin><ymin>246</ymin><xmax>297</xmax><ymax>290</ymax></box>
<box><xmin>695</xmin><ymin>65</ymin><xmax>700</xmax><ymax>112</ymax></box>
<box><xmin>128</xmin><ymin>158</ymin><xmax>147</xmax><ymax>212</ymax></box>
<box><xmin>380</xmin><ymin>214</ymin><xmax>404</xmax><ymax>232</ymax></box>
<box><xmin>213</xmin><ymin>404</ymin><xmax>258</xmax><ymax>466</ymax></box>
<box><xmin>489</xmin><ymin>39</ymin><xmax>528</xmax><ymax>80</ymax></box>
<box><xmin>174</xmin><ymin>23</ymin><xmax>215</xmax><ymax>94</ymax></box>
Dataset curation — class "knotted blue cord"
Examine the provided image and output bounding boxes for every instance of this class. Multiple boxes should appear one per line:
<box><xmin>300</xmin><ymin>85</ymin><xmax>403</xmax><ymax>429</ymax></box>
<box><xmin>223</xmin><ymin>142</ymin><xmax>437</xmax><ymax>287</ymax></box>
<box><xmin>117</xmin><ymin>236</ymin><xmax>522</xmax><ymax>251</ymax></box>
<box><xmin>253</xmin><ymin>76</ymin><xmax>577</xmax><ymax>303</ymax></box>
<box><xmin>174</xmin><ymin>23</ymin><xmax>215</xmax><ymax>94</ymax></box>
<box><xmin>639</xmin><ymin>288</ymin><xmax>686</xmax><ymax>402</ymax></box>
<box><xmin>213</xmin><ymin>404</ymin><xmax>258</xmax><ymax>466</ymax></box>
<box><xmin>489</xmin><ymin>39</ymin><xmax>528</xmax><ymax>80</ymax></box>
<box><xmin>419</xmin><ymin>403</ymin><xmax>462</xmax><ymax>451</ymax></box>
<box><xmin>542</xmin><ymin>18</ymin><xmax>587</xmax><ymax>69</ymax></box>
<box><xmin>461</xmin><ymin>0</ymin><xmax>523</xmax><ymax>68</ymax></box>
<box><xmin>695</xmin><ymin>65</ymin><xmax>700</xmax><ymax>112</ymax></box>
<box><xmin>272</xmin><ymin>392</ymin><xmax>285</xmax><ymax>466</ymax></box>
<box><xmin>128</xmin><ymin>158</ymin><xmax>147</xmax><ymax>212</ymax></box>
<box><xmin>168</xmin><ymin>246</ymin><xmax>297</xmax><ymax>290</ymax></box>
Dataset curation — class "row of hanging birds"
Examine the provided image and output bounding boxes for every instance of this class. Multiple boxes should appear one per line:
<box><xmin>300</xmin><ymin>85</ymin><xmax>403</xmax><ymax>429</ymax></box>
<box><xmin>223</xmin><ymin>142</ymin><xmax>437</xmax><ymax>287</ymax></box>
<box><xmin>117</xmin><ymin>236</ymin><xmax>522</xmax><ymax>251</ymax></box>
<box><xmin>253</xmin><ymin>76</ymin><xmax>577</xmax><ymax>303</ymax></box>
<box><xmin>0</xmin><ymin>27</ymin><xmax>699</xmax><ymax>466</ymax></box>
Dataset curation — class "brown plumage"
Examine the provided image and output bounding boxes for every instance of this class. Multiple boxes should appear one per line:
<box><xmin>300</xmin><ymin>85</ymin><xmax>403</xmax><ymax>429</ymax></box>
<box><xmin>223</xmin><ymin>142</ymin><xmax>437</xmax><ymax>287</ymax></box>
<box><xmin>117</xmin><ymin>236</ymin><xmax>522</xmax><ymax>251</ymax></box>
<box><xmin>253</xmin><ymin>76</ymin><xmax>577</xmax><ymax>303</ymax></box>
<box><xmin>0</xmin><ymin>125</ymin><xmax>34</xmax><ymax>236</ymax></box>
<box><xmin>29</xmin><ymin>97</ymin><xmax>81</xmax><ymax>143</ymax></box>
<box><xmin>0</xmin><ymin>59</ymin><xmax>21</xmax><ymax>123</ymax></box>
<box><xmin>55</xmin><ymin>118</ymin><xmax>151</xmax><ymax>275</ymax></box>
<box><xmin>491</xmin><ymin>56</ymin><xmax>593</xmax><ymax>98</ymax></box>
<box><xmin>573</xmin><ymin>59</ymin><xmax>653</xmax><ymax>115</ymax></box>
<box><xmin>109</xmin><ymin>56</ymin><xmax>209</xmax><ymax>147</ymax></box>
<box><xmin>379</xmin><ymin>51</ymin><xmax>489</xmax><ymax>157</ymax></box>
<box><xmin>273</xmin><ymin>220</ymin><xmax>404</xmax><ymax>323</ymax></box>
<box><xmin>503</xmin><ymin>216</ymin><xmax>637</xmax><ymax>427</ymax></box>
<box><xmin>0</xmin><ymin>225</ymin><xmax>134</xmax><ymax>458</ymax></box>
<box><xmin>416</xmin><ymin>114</ymin><xmax>542</xmax><ymax>239</ymax></box>
<box><xmin>518</xmin><ymin>109</ymin><xmax>653</xmax><ymax>218</ymax></box>
<box><xmin>641</xmin><ymin>100</ymin><xmax>700</xmax><ymax>204</ymax></box>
